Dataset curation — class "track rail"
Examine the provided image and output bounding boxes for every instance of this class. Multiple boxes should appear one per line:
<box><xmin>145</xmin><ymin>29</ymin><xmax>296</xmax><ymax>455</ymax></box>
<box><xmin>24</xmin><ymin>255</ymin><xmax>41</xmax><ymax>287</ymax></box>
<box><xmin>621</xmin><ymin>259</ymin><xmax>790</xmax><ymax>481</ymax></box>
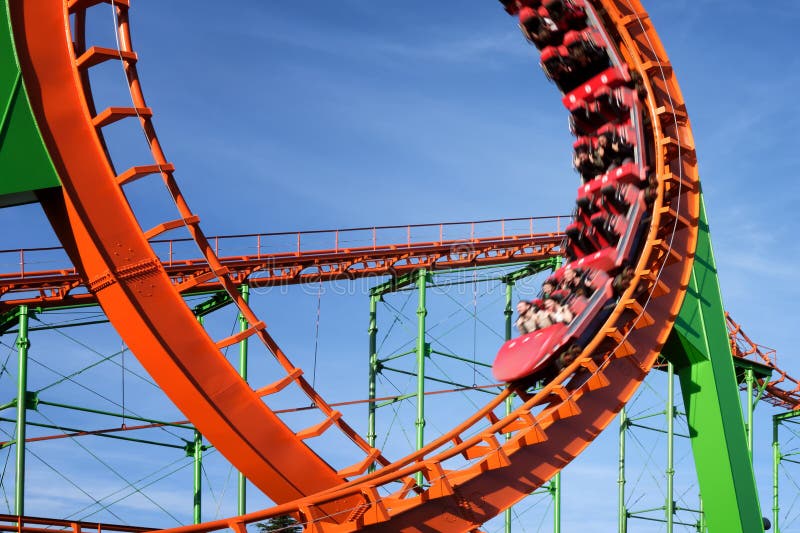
<box><xmin>11</xmin><ymin>0</ymin><xmax>395</xmax><ymax>518</ymax></box>
<box><xmin>154</xmin><ymin>0</ymin><xmax>701</xmax><ymax>530</ymax></box>
<box><xmin>727</xmin><ymin>313</ymin><xmax>800</xmax><ymax>410</ymax></box>
<box><xmin>9</xmin><ymin>0</ymin><xmax>700</xmax><ymax>530</ymax></box>
<box><xmin>0</xmin><ymin>222</ymin><xmax>564</xmax><ymax>310</ymax></box>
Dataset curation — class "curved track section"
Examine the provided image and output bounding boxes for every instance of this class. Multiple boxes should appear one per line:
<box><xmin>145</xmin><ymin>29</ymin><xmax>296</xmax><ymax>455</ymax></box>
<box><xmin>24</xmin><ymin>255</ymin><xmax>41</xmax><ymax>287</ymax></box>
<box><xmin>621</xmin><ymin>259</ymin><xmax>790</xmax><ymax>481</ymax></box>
<box><xmin>159</xmin><ymin>1</ymin><xmax>699</xmax><ymax>530</ymax></box>
<box><xmin>12</xmin><ymin>0</ymin><xmax>698</xmax><ymax>531</ymax></box>
<box><xmin>9</xmin><ymin>0</ymin><xmax>387</xmax><ymax>518</ymax></box>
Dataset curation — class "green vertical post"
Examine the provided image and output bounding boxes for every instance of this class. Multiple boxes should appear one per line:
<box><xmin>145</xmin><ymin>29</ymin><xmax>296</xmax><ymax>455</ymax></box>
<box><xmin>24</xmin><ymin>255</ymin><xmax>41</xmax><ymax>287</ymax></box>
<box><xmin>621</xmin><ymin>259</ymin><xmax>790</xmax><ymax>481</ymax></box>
<box><xmin>773</xmin><ymin>416</ymin><xmax>780</xmax><ymax>533</ymax></box>
<box><xmin>192</xmin><ymin>430</ymin><xmax>202</xmax><ymax>524</ymax></box>
<box><xmin>665</xmin><ymin>196</ymin><xmax>763</xmax><ymax>532</ymax></box>
<box><xmin>415</xmin><ymin>269</ymin><xmax>428</xmax><ymax>487</ymax></box>
<box><xmin>698</xmin><ymin>495</ymin><xmax>705</xmax><ymax>532</ymax></box>
<box><xmin>553</xmin><ymin>472</ymin><xmax>561</xmax><ymax>533</ymax></box>
<box><xmin>14</xmin><ymin>305</ymin><xmax>29</xmax><ymax>516</ymax></box>
<box><xmin>666</xmin><ymin>362</ymin><xmax>675</xmax><ymax>533</ymax></box>
<box><xmin>618</xmin><ymin>407</ymin><xmax>627</xmax><ymax>533</ymax></box>
<box><xmin>237</xmin><ymin>284</ymin><xmax>249</xmax><ymax>516</ymax></box>
<box><xmin>367</xmin><ymin>292</ymin><xmax>379</xmax><ymax>473</ymax></box>
<box><xmin>504</xmin><ymin>281</ymin><xmax>513</xmax><ymax>342</ymax></box>
<box><xmin>0</xmin><ymin>0</ymin><xmax>62</xmax><ymax>208</ymax></box>
<box><xmin>504</xmin><ymin>281</ymin><xmax>513</xmax><ymax>533</ymax></box>
<box><xmin>193</xmin><ymin>315</ymin><xmax>204</xmax><ymax>524</ymax></box>
<box><xmin>745</xmin><ymin>368</ymin><xmax>754</xmax><ymax>461</ymax></box>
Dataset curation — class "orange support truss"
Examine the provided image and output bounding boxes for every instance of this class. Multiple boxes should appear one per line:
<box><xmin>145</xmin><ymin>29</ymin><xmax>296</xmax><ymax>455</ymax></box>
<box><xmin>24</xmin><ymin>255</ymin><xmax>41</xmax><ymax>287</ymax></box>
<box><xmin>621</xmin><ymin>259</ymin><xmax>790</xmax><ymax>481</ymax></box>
<box><xmin>0</xmin><ymin>220</ymin><xmax>565</xmax><ymax>311</ymax></box>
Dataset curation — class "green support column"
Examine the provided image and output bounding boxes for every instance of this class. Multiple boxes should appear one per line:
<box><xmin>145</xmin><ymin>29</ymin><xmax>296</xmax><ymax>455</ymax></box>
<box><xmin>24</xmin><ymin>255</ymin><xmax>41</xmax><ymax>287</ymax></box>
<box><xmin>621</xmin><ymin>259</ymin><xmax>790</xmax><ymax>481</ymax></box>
<box><xmin>191</xmin><ymin>431</ymin><xmax>203</xmax><ymax>524</ymax></box>
<box><xmin>745</xmin><ymin>368</ymin><xmax>754</xmax><ymax>461</ymax></box>
<box><xmin>367</xmin><ymin>293</ymin><xmax>379</xmax><ymax>451</ymax></box>
<box><xmin>504</xmin><ymin>281</ymin><xmax>513</xmax><ymax>533</ymax></box>
<box><xmin>193</xmin><ymin>315</ymin><xmax>204</xmax><ymax>524</ymax></box>
<box><xmin>553</xmin><ymin>472</ymin><xmax>561</xmax><ymax>533</ymax></box>
<box><xmin>773</xmin><ymin>415</ymin><xmax>780</xmax><ymax>533</ymax></box>
<box><xmin>666</xmin><ymin>362</ymin><xmax>675</xmax><ymax>533</ymax></box>
<box><xmin>415</xmin><ymin>269</ymin><xmax>429</xmax><ymax>486</ymax></box>
<box><xmin>0</xmin><ymin>0</ymin><xmax>61</xmax><ymax>207</ymax></box>
<box><xmin>664</xmin><ymin>196</ymin><xmax>763</xmax><ymax>532</ymax></box>
<box><xmin>237</xmin><ymin>284</ymin><xmax>249</xmax><ymax>516</ymax></box>
<box><xmin>618</xmin><ymin>407</ymin><xmax>627</xmax><ymax>533</ymax></box>
<box><xmin>14</xmin><ymin>305</ymin><xmax>29</xmax><ymax>516</ymax></box>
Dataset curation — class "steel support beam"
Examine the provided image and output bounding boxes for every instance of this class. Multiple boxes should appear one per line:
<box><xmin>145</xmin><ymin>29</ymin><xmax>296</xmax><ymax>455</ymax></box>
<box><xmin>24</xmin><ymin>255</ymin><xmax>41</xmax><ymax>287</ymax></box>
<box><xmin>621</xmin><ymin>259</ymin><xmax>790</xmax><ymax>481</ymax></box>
<box><xmin>618</xmin><ymin>407</ymin><xmax>627</xmax><ymax>533</ymax></box>
<box><xmin>664</xmin><ymin>197</ymin><xmax>763</xmax><ymax>532</ymax></box>
<box><xmin>415</xmin><ymin>268</ymin><xmax>429</xmax><ymax>487</ymax></box>
<box><xmin>14</xmin><ymin>305</ymin><xmax>28</xmax><ymax>516</ymax></box>
<box><xmin>237</xmin><ymin>284</ymin><xmax>249</xmax><ymax>516</ymax></box>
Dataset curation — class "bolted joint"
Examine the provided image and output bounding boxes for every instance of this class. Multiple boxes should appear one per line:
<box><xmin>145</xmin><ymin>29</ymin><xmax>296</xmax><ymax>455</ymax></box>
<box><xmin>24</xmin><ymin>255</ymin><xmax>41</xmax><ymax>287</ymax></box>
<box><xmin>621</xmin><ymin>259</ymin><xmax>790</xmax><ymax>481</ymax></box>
<box><xmin>421</xmin><ymin>342</ymin><xmax>431</xmax><ymax>358</ymax></box>
<box><xmin>24</xmin><ymin>391</ymin><xmax>38</xmax><ymax>410</ymax></box>
<box><xmin>415</xmin><ymin>419</ymin><xmax>426</xmax><ymax>429</ymax></box>
<box><xmin>16</xmin><ymin>337</ymin><xmax>30</xmax><ymax>350</ymax></box>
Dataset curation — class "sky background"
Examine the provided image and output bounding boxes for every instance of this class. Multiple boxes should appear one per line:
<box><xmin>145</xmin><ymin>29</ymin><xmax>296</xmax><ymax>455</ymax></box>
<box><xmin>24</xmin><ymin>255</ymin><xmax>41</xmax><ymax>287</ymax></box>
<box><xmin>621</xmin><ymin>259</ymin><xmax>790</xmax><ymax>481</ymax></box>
<box><xmin>1</xmin><ymin>1</ymin><xmax>800</xmax><ymax>531</ymax></box>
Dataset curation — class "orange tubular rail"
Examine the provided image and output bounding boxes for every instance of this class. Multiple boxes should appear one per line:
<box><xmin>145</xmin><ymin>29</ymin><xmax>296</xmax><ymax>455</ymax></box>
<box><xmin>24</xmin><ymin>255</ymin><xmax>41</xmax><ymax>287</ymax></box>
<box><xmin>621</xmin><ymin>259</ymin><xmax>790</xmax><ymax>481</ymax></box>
<box><xmin>11</xmin><ymin>0</ymin><xmax>387</xmax><ymax>519</ymax></box>
<box><xmin>154</xmin><ymin>0</ymin><xmax>700</xmax><ymax>530</ymax></box>
<box><xmin>0</xmin><ymin>223</ymin><xmax>565</xmax><ymax>311</ymax></box>
<box><xmin>727</xmin><ymin>313</ymin><xmax>800</xmax><ymax>410</ymax></box>
<box><xmin>0</xmin><ymin>515</ymin><xmax>155</xmax><ymax>533</ymax></box>
<box><xmin>10</xmin><ymin>0</ymin><xmax>699</xmax><ymax>531</ymax></box>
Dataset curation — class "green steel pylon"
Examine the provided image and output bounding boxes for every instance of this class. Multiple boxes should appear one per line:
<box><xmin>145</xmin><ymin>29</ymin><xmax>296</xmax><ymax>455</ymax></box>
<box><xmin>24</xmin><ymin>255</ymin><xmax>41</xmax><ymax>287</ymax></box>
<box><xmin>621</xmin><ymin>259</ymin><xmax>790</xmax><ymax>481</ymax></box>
<box><xmin>663</xmin><ymin>195</ymin><xmax>763</xmax><ymax>532</ymax></box>
<box><xmin>0</xmin><ymin>0</ymin><xmax>61</xmax><ymax>207</ymax></box>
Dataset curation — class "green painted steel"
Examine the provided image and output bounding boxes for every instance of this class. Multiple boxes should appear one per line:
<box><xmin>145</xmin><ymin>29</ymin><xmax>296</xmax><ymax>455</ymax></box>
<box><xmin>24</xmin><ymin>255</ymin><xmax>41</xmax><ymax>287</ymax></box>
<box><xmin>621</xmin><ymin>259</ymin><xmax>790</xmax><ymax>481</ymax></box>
<box><xmin>553</xmin><ymin>472</ymin><xmax>561</xmax><ymax>533</ymax></box>
<box><xmin>773</xmin><ymin>415</ymin><xmax>780</xmax><ymax>533</ymax></box>
<box><xmin>503</xmin><ymin>281</ymin><xmax>513</xmax><ymax>533</ymax></box>
<box><xmin>414</xmin><ymin>269</ymin><xmax>428</xmax><ymax>487</ymax></box>
<box><xmin>237</xmin><ymin>285</ymin><xmax>250</xmax><ymax>516</ymax></box>
<box><xmin>666</xmin><ymin>362</ymin><xmax>675</xmax><ymax>532</ymax></box>
<box><xmin>771</xmin><ymin>410</ymin><xmax>800</xmax><ymax>533</ymax></box>
<box><xmin>14</xmin><ymin>305</ymin><xmax>28</xmax><ymax>516</ymax></box>
<box><xmin>664</xmin><ymin>196</ymin><xmax>763</xmax><ymax>532</ymax></box>
<box><xmin>745</xmin><ymin>368</ymin><xmax>754</xmax><ymax>461</ymax></box>
<box><xmin>191</xmin><ymin>431</ymin><xmax>203</xmax><ymax>524</ymax></box>
<box><xmin>618</xmin><ymin>407</ymin><xmax>627</xmax><ymax>533</ymax></box>
<box><xmin>0</xmin><ymin>0</ymin><xmax>60</xmax><ymax>207</ymax></box>
<box><xmin>367</xmin><ymin>291</ymin><xmax>379</xmax><ymax>475</ymax></box>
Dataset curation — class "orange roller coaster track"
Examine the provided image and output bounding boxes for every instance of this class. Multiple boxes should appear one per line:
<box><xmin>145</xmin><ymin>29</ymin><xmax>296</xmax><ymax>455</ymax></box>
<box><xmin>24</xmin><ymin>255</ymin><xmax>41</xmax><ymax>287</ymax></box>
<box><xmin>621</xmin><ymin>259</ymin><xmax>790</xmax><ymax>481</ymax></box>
<box><xmin>8</xmin><ymin>0</ymin><xmax>704</xmax><ymax>530</ymax></box>
<box><xmin>0</xmin><ymin>218</ymin><xmax>565</xmax><ymax>311</ymax></box>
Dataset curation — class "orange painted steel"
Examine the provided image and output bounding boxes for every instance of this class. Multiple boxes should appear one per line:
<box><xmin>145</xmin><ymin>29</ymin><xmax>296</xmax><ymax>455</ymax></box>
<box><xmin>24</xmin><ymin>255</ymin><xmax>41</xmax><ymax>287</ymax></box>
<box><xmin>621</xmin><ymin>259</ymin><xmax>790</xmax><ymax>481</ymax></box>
<box><xmin>727</xmin><ymin>313</ymin><xmax>800</xmax><ymax>410</ymax></box>
<box><xmin>10</xmin><ymin>0</ymin><xmax>702</xmax><ymax>531</ymax></box>
<box><xmin>0</xmin><ymin>222</ymin><xmax>564</xmax><ymax>311</ymax></box>
<box><xmin>10</xmin><ymin>0</ymin><xmax>382</xmax><ymax>519</ymax></box>
<box><xmin>150</xmin><ymin>0</ymin><xmax>700</xmax><ymax>530</ymax></box>
<box><xmin>0</xmin><ymin>514</ymin><xmax>154</xmax><ymax>533</ymax></box>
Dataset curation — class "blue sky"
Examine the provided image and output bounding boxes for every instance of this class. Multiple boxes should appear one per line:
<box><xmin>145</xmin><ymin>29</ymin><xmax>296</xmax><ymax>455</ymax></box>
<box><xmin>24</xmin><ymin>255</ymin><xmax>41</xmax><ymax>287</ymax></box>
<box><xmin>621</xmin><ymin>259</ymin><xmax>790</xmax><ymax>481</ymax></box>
<box><xmin>2</xmin><ymin>1</ymin><xmax>800</xmax><ymax>531</ymax></box>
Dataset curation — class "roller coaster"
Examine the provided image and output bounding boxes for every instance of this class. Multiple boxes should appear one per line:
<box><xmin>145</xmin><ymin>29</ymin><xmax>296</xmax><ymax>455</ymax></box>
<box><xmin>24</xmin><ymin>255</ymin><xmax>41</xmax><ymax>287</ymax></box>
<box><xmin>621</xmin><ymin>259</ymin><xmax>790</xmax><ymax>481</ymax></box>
<box><xmin>0</xmin><ymin>1</ymin><xmax>795</xmax><ymax>531</ymax></box>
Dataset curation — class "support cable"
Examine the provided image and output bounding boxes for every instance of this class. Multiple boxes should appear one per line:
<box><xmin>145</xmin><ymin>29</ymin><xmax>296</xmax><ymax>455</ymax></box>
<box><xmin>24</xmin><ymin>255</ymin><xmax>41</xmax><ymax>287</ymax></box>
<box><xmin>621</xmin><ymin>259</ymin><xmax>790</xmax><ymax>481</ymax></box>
<box><xmin>66</xmin><ymin>454</ymin><xmax>199</xmax><ymax>522</ymax></box>
<box><xmin>376</xmin><ymin>290</ymin><xmax>414</xmax><ymax>354</ymax></box>
<box><xmin>0</xmin><ymin>425</ymin><xmax>126</xmax><ymax>522</ymax></box>
<box><xmin>212</xmin><ymin>465</ymin><xmax>235</xmax><ymax>520</ymax></box>
<box><xmin>31</xmin><ymin>315</ymin><xmax>159</xmax><ymax>391</ymax></box>
<box><xmin>312</xmin><ymin>279</ymin><xmax>322</xmax><ymax>390</ymax></box>
<box><xmin>121</xmin><ymin>339</ymin><xmax>126</xmax><ymax>427</ymax></box>
<box><xmin>0</xmin><ymin>444</ymin><xmax>11</xmax><ymax>512</ymax></box>
<box><xmin>27</xmin><ymin>356</ymin><xmax>186</xmax><ymax>441</ymax></box>
<box><xmin>472</xmin><ymin>268</ymin><xmax>478</xmax><ymax>387</ymax></box>
<box><xmin>34</xmin><ymin>408</ymin><xmax>183</xmax><ymax>524</ymax></box>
